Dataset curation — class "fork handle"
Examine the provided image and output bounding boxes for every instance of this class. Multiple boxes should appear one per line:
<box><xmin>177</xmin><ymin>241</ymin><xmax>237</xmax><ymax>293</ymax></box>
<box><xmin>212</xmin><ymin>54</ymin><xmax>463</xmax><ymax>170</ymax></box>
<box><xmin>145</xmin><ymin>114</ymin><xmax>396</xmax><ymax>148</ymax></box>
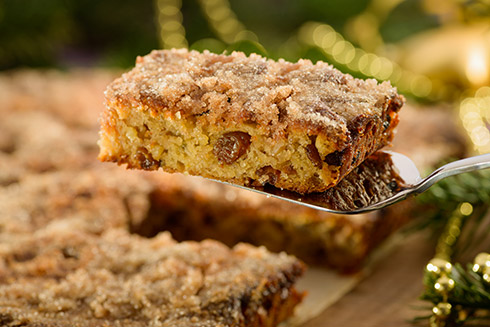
<box><xmin>415</xmin><ymin>153</ymin><xmax>490</xmax><ymax>194</ymax></box>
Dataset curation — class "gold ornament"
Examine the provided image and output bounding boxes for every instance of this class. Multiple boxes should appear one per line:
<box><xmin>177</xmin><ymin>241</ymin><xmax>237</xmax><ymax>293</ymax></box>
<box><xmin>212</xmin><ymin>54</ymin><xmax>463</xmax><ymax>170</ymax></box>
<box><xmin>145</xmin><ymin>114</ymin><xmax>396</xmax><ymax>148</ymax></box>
<box><xmin>429</xmin><ymin>314</ymin><xmax>448</xmax><ymax>327</ymax></box>
<box><xmin>483</xmin><ymin>266</ymin><xmax>490</xmax><ymax>284</ymax></box>
<box><xmin>435</xmin><ymin>275</ymin><xmax>455</xmax><ymax>294</ymax></box>
<box><xmin>432</xmin><ymin>302</ymin><xmax>452</xmax><ymax>317</ymax></box>
<box><xmin>456</xmin><ymin>305</ymin><xmax>469</xmax><ymax>322</ymax></box>
<box><xmin>429</xmin><ymin>315</ymin><xmax>438</xmax><ymax>327</ymax></box>
<box><xmin>427</xmin><ymin>258</ymin><xmax>453</xmax><ymax>276</ymax></box>
<box><xmin>472</xmin><ymin>252</ymin><xmax>490</xmax><ymax>273</ymax></box>
<box><xmin>397</xmin><ymin>23</ymin><xmax>490</xmax><ymax>94</ymax></box>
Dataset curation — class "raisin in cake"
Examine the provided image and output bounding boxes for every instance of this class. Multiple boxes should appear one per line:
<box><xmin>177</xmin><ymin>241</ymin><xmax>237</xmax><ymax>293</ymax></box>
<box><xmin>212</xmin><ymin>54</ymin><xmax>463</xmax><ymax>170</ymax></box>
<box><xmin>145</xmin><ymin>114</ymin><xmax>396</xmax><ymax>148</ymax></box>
<box><xmin>98</xmin><ymin>49</ymin><xmax>404</xmax><ymax>194</ymax></box>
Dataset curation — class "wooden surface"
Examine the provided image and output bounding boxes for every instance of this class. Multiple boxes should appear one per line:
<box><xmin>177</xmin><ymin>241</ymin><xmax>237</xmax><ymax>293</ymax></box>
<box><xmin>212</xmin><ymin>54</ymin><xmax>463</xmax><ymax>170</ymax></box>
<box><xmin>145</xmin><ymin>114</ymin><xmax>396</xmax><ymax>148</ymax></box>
<box><xmin>303</xmin><ymin>231</ymin><xmax>437</xmax><ymax>327</ymax></box>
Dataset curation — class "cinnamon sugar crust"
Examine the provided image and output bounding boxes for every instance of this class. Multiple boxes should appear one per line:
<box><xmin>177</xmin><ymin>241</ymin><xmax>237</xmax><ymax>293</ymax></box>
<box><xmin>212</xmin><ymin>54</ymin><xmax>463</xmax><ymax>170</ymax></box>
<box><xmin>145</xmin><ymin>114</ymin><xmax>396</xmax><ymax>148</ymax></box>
<box><xmin>99</xmin><ymin>49</ymin><xmax>404</xmax><ymax>193</ymax></box>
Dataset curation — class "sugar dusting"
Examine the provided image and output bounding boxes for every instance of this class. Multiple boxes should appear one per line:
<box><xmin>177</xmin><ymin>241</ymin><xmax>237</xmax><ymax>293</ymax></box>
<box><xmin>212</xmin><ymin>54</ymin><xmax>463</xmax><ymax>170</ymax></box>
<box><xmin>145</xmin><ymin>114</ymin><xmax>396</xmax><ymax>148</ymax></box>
<box><xmin>106</xmin><ymin>49</ymin><xmax>401</xmax><ymax>139</ymax></box>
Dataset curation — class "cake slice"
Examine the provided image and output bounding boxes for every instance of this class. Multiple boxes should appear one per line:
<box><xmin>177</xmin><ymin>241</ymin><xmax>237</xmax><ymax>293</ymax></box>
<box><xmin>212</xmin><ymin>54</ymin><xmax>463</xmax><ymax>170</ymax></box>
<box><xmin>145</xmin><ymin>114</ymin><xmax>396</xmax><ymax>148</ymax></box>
<box><xmin>0</xmin><ymin>228</ymin><xmax>304</xmax><ymax>327</ymax></box>
<box><xmin>98</xmin><ymin>49</ymin><xmax>404</xmax><ymax>193</ymax></box>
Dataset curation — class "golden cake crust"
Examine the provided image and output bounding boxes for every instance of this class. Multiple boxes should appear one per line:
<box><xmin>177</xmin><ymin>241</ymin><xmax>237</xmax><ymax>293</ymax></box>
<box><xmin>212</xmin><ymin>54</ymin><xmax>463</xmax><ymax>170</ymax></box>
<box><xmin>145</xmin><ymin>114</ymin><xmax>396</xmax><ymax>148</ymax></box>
<box><xmin>105</xmin><ymin>49</ymin><xmax>402</xmax><ymax>140</ymax></box>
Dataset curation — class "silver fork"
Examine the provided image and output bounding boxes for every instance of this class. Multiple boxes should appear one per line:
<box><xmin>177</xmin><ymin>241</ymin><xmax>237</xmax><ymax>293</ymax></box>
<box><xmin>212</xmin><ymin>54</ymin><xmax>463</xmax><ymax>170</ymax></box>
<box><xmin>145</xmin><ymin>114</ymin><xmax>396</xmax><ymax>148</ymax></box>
<box><xmin>216</xmin><ymin>152</ymin><xmax>490</xmax><ymax>215</ymax></box>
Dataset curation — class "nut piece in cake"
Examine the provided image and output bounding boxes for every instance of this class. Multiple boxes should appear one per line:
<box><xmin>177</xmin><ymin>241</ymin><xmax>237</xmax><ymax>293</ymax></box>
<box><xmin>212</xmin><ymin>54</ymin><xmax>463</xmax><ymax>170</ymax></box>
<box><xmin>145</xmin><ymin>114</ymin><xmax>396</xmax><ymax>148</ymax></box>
<box><xmin>98</xmin><ymin>49</ymin><xmax>404</xmax><ymax>193</ymax></box>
